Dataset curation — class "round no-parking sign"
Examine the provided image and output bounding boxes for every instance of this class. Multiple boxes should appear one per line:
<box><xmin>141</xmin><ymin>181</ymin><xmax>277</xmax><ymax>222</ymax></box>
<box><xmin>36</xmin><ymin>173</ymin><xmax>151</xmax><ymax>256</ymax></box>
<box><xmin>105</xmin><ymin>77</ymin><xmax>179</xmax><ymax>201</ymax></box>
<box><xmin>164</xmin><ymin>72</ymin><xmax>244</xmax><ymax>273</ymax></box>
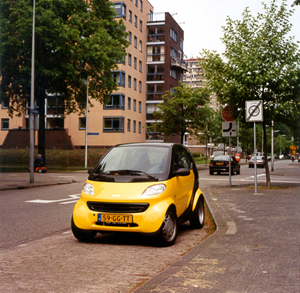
<box><xmin>245</xmin><ymin>100</ymin><xmax>263</xmax><ymax>122</ymax></box>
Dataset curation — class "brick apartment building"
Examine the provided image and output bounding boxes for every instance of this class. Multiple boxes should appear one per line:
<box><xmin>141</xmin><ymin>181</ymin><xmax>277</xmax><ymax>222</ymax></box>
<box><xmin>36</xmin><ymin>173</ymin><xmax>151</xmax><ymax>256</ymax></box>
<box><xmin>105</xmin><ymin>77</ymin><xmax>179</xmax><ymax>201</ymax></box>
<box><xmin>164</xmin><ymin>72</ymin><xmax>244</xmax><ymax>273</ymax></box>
<box><xmin>0</xmin><ymin>0</ymin><xmax>187</xmax><ymax>149</ymax></box>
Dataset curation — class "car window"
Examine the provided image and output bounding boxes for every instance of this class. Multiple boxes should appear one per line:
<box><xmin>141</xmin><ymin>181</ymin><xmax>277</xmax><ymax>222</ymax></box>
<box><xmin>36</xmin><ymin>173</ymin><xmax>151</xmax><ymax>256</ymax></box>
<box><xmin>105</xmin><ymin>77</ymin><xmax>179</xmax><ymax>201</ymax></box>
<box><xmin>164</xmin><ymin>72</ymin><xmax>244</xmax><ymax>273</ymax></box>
<box><xmin>94</xmin><ymin>146</ymin><xmax>170</xmax><ymax>175</ymax></box>
<box><xmin>172</xmin><ymin>147</ymin><xmax>191</xmax><ymax>171</ymax></box>
<box><xmin>214</xmin><ymin>155</ymin><xmax>230</xmax><ymax>161</ymax></box>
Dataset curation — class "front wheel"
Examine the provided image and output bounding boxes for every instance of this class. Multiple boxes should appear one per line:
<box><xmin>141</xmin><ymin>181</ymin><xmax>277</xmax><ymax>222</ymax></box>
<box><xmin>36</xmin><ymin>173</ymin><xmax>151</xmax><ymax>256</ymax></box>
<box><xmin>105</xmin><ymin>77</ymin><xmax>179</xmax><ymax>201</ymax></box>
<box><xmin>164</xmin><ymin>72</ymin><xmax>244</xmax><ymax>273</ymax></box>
<box><xmin>157</xmin><ymin>208</ymin><xmax>177</xmax><ymax>246</ymax></box>
<box><xmin>190</xmin><ymin>196</ymin><xmax>205</xmax><ymax>229</ymax></box>
<box><xmin>71</xmin><ymin>217</ymin><xmax>97</xmax><ymax>242</ymax></box>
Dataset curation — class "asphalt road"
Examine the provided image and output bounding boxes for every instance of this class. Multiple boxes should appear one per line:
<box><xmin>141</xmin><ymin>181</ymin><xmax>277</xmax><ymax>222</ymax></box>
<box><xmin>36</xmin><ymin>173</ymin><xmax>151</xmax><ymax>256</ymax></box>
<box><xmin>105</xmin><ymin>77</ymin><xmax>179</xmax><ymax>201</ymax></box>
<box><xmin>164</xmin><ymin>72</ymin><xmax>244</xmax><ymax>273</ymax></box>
<box><xmin>0</xmin><ymin>160</ymin><xmax>296</xmax><ymax>249</ymax></box>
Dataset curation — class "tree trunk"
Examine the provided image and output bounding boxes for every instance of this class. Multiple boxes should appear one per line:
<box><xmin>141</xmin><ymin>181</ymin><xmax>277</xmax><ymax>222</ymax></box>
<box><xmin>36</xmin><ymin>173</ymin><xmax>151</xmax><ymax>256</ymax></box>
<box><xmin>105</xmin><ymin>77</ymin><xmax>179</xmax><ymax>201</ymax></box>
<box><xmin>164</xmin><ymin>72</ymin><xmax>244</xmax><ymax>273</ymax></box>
<box><xmin>38</xmin><ymin>87</ymin><xmax>46</xmax><ymax>164</ymax></box>
<box><xmin>263</xmin><ymin>121</ymin><xmax>271</xmax><ymax>188</ymax></box>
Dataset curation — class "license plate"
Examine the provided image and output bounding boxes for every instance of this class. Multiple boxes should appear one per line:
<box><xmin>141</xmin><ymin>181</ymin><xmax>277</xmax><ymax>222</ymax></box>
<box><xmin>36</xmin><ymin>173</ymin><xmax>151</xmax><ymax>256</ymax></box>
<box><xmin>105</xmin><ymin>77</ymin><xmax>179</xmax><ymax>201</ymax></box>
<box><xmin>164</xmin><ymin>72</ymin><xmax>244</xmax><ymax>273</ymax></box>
<box><xmin>216</xmin><ymin>162</ymin><xmax>224</xmax><ymax>165</ymax></box>
<box><xmin>98</xmin><ymin>214</ymin><xmax>133</xmax><ymax>223</ymax></box>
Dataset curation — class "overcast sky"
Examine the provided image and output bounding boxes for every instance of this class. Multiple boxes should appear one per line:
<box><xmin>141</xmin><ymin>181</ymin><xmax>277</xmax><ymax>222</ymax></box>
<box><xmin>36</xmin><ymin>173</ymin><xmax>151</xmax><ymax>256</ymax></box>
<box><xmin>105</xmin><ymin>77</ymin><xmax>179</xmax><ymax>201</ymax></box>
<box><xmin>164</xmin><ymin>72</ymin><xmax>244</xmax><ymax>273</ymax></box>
<box><xmin>148</xmin><ymin>0</ymin><xmax>300</xmax><ymax>58</ymax></box>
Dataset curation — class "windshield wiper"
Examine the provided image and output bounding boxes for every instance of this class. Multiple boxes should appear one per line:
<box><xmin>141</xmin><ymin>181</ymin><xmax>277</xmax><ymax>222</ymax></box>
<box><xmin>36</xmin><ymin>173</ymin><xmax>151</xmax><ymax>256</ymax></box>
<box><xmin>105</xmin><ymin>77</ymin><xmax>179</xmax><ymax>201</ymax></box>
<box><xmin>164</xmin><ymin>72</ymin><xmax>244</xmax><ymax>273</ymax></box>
<box><xmin>104</xmin><ymin>169</ymin><xmax>158</xmax><ymax>181</ymax></box>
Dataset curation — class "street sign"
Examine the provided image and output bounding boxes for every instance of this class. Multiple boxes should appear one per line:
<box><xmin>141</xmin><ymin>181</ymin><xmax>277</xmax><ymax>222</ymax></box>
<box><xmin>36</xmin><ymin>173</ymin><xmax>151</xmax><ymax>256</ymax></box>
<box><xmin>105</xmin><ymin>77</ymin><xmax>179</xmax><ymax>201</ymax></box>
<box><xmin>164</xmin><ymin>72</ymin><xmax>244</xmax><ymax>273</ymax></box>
<box><xmin>222</xmin><ymin>105</ymin><xmax>234</xmax><ymax>121</ymax></box>
<box><xmin>222</xmin><ymin>122</ymin><xmax>236</xmax><ymax>137</ymax></box>
<box><xmin>30</xmin><ymin>109</ymin><xmax>39</xmax><ymax>115</ymax></box>
<box><xmin>87</xmin><ymin>132</ymin><xmax>99</xmax><ymax>135</ymax></box>
<box><xmin>245</xmin><ymin>100</ymin><xmax>263</xmax><ymax>122</ymax></box>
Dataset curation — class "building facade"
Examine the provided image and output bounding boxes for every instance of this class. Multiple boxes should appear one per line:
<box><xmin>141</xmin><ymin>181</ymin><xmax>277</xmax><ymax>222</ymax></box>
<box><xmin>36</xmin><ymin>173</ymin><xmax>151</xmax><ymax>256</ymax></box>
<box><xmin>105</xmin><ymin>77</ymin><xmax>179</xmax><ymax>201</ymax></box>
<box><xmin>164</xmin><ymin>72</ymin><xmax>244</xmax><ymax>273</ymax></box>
<box><xmin>146</xmin><ymin>12</ymin><xmax>187</xmax><ymax>142</ymax></box>
<box><xmin>183</xmin><ymin>58</ymin><xmax>220</xmax><ymax>111</ymax></box>
<box><xmin>1</xmin><ymin>1</ymin><xmax>186</xmax><ymax>149</ymax></box>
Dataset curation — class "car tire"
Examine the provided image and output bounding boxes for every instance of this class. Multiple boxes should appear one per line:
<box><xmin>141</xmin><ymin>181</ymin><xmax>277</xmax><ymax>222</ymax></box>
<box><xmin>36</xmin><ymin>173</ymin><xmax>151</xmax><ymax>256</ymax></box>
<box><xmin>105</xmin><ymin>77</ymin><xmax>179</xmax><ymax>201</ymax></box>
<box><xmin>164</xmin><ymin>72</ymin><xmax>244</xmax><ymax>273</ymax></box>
<box><xmin>71</xmin><ymin>217</ymin><xmax>97</xmax><ymax>242</ymax></box>
<box><xmin>157</xmin><ymin>208</ymin><xmax>177</xmax><ymax>247</ymax></box>
<box><xmin>209</xmin><ymin>170</ymin><xmax>214</xmax><ymax>175</ymax></box>
<box><xmin>190</xmin><ymin>196</ymin><xmax>205</xmax><ymax>229</ymax></box>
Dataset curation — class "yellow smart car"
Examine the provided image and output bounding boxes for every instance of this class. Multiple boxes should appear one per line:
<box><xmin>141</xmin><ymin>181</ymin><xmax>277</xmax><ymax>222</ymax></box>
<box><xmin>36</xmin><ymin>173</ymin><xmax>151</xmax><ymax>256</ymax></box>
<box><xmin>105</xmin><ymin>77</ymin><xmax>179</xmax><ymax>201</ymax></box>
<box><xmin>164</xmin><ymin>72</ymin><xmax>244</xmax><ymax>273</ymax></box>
<box><xmin>71</xmin><ymin>143</ymin><xmax>205</xmax><ymax>246</ymax></box>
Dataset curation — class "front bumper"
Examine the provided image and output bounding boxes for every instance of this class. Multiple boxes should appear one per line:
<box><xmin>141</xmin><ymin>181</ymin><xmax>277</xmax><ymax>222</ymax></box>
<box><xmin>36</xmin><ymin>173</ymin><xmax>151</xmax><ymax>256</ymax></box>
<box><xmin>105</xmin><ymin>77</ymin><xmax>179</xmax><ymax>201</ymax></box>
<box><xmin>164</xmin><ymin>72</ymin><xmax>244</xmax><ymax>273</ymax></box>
<box><xmin>72</xmin><ymin>197</ymin><xmax>171</xmax><ymax>234</ymax></box>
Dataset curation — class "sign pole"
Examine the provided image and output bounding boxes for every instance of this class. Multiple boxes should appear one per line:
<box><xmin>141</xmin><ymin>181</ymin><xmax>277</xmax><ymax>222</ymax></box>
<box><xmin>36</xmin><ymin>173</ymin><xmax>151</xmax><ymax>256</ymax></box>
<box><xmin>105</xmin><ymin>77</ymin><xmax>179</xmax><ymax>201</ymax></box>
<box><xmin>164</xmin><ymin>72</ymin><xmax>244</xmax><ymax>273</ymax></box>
<box><xmin>229</xmin><ymin>137</ymin><xmax>231</xmax><ymax>187</ymax></box>
<box><xmin>254</xmin><ymin>122</ymin><xmax>258</xmax><ymax>194</ymax></box>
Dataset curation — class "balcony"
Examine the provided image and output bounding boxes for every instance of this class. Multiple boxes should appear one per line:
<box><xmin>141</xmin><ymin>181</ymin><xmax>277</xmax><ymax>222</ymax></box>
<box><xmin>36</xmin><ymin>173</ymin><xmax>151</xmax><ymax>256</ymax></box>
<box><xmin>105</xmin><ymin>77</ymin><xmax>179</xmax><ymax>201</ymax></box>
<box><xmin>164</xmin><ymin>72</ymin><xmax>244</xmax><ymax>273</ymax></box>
<box><xmin>171</xmin><ymin>57</ymin><xmax>188</xmax><ymax>71</ymax></box>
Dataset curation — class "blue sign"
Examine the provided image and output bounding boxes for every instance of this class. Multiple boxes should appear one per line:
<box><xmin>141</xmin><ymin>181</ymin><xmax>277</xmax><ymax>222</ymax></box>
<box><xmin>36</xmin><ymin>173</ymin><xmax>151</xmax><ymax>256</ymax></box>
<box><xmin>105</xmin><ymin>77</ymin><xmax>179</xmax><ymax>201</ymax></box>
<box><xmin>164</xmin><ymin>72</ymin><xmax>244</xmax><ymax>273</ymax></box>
<box><xmin>30</xmin><ymin>109</ymin><xmax>39</xmax><ymax>115</ymax></box>
<box><xmin>87</xmin><ymin>132</ymin><xmax>99</xmax><ymax>136</ymax></box>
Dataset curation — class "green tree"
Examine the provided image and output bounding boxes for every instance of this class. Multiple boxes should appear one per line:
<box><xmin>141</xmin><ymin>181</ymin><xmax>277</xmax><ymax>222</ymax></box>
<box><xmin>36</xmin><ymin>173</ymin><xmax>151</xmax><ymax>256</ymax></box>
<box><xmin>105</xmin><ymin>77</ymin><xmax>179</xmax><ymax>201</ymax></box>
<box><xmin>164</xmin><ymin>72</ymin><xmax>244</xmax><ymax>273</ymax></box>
<box><xmin>154</xmin><ymin>82</ymin><xmax>210</xmax><ymax>144</ymax></box>
<box><xmin>200</xmin><ymin>0</ymin><xmax>300</xmax><ymax>187</ymax></box>
<box><xmin>0</xmin><ymin>0</ymin><xmax>129</xmax><ymax>160</ymax></box>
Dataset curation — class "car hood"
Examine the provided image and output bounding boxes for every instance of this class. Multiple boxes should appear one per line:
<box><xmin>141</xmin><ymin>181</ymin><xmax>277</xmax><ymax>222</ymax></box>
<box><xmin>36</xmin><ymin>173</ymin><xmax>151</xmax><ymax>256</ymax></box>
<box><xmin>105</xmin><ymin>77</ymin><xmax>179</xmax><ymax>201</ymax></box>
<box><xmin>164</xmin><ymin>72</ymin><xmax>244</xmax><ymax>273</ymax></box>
<box><xmin>82</xmin><ymin>179</ymin><xmax>167</xmax><ymax>201</ymax></box>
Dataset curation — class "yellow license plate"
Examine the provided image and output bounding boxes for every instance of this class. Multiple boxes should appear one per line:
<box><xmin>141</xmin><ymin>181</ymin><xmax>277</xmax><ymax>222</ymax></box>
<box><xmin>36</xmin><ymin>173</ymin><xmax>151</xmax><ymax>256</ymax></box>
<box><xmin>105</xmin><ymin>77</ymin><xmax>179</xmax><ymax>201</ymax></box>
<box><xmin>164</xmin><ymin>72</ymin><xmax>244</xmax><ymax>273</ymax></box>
<box><xmin>216</xmin><ymin>162</ymin><xmax>224</xmax><ymax>165</ymax></box>
<box><xmin>98</xmin><ymin>214</ymin><xmax>133</xmax><ymax>223</ymax></box>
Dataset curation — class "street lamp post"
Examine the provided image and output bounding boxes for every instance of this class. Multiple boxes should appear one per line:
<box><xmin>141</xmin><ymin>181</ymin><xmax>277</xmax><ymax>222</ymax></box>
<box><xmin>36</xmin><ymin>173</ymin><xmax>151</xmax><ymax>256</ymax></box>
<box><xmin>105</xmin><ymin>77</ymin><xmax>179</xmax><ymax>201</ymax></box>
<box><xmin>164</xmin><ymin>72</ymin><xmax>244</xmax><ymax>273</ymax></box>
<box><xmin>29</xmin><ymin>0</ymin><xmax>36</xmax><ymax>183</ymax></box>
<box><xmin>280</xmin><ymin>134</ymin><xmax>286</xmax><ymax>158</ymax></box>
<box><xmin>84</xmin><ymin>78</ymin><xmax>89</xmax><ymax>170</ymax></box>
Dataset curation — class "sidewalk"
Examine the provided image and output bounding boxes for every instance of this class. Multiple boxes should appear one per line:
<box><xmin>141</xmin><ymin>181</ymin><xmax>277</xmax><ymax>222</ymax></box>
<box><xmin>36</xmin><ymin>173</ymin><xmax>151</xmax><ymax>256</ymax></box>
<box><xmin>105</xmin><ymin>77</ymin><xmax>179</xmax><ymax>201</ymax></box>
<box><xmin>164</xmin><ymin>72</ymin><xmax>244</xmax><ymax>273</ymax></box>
<box><xmin>135</xmin><ymin>163</ymin><xmax>300</xmax><ymax>292</ymax></box>
<box><xmin>0</xmin><ymin>172</ymin><xmax>77</xmax><ymax>190</ymax></box>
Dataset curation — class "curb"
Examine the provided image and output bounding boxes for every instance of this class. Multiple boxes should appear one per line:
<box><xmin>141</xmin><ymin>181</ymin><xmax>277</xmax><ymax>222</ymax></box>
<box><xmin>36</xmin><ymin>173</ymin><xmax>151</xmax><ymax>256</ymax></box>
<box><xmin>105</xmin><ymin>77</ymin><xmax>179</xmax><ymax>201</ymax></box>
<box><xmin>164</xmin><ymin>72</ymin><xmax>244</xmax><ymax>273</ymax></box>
<box><xmin>133</xmin><ymin>187</ymin><xmax>228</xmax><ymax>292</ymax></box>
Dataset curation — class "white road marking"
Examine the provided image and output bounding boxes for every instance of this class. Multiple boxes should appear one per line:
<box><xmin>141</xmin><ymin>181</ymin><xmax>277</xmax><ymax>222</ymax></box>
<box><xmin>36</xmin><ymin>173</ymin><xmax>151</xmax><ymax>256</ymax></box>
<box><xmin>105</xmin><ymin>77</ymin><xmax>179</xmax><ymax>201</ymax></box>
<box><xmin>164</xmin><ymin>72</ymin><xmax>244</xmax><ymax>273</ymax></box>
<box><xmin>25</xmin><ymin>194</ymin><xmax>80</xmax><ymax>204</ymax></box>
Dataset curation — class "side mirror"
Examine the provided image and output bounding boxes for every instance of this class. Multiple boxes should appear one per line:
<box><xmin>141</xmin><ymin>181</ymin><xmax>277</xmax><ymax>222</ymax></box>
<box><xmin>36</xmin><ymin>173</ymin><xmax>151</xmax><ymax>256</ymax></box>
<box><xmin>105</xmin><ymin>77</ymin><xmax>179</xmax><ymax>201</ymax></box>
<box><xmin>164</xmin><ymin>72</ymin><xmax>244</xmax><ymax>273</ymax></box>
<box><xmin>173</xmin><ymin>168</ymin><xmax>190</xmax><ymax>177</ymax></box>
<box><xmin>88</xmin><ymin>168</ymin><xmax>94</xmax><ymax>175</ymax></box>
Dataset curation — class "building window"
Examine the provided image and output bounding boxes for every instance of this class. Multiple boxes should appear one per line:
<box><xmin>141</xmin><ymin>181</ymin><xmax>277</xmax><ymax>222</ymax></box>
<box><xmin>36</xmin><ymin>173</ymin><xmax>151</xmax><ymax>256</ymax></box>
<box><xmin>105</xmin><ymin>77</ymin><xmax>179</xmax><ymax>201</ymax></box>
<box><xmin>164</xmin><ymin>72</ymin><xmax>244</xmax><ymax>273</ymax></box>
<box><xmin>171</xmin><ymin>48</ymin><xmax>177</xmax><ymax>59</ymax></box>
<box><xmin>134</xmin><ymin>57</ymin><xmax>137</xmax><ymax>69</ymax></box>
<box><xmin>139</xmin><ymin>40</ymin><xmax>142</xmax><ymax>52</ymax></box>
<box><xmin>103</xmin><ymin>94</ymin><xmax>125</xmax><ymax>110</ymax></box>
<box><xmin>1</xmin><ymin>118</ymin><xmax>9</xmax><ymax>130</ymax></box>
<box><xmin>103</xmin><ymin>117</ymin><xmax>124</xmax><ymax>132</ymax></box>
<box><xmin>139</xmin><ymin>20</ymin><xmax>143</xmax><ymax>32</ymax></box>
<box><xmin>127</xmin><ymin>119</ymin><xmax>131</xmax><ymax>131</ymax></box>
<box><xmin>129</xmin><ymin>10</ymin><xmax>132</xmax><ymax>22</ymax></box>
<box><xmin>134</xmin><ymin>36</ymin><xmax>137</xmax><ymax>48</ymax></box>
<box><xmin>140</xmin><ymin>0</ymin><xmax>143</xmax><ymax>11</ymax></box>
<box><xmin>128</xmin><ymin>75</ymin><xmax>132</xmax><ymax>88</ymax></box>
<box><xmin>170</xmin><ymin>28</ymin><xmax>177</xmax><ymax>42</ymax></box>
<box><xmin>112</xmin><ymin>70</ymin><xmax>125</xmax><ymax>87</ymax></box>
<box><xmin>139</xmin><ymin>101</ymin><xmax>142</xmax><ymax>113</ymax></box>
<box><xmin>134</xmin><ymin>15</ymin><xmax>138</xmax><ymax>27</ymax></box>
<box><xmin>133</xmin><ymin>120</ymin><xmax>136</xmax><ymax>132</ymax></box>
<box><xmin>128</xmin><ymin>53</ymin><xmax>132</xmax><ymax>66</ymax></box>
<box><xmin>113</xmin><ymin>2</ymin><xmax>126</xmax><ymax>19</ymax></box>
<box><xmin>138</xmin><ymin>121</ymin><xmax>141</xmax><ymax>133</ymax></box>
<box><xmin>134</xmin><ymin>78</ymin><xmax>137</xmax><ymax>90</ymax></box>
<box><xmin>128</xmin><ymin>97</ymin><xmax>131</xmax><ymax>109</ymax></box>
<box><xmin>180</xmin><ymin>39</ymin><xmax>184</xmax><ymax>51</ymax></box>
<box><xmin>1</xmin><ymin>98</ymin><xmax>9</xmax><ymax>109</ymax></box>
<box><xmin>129</xmin><ymin>31</ymin><xmax>132</xmax><ymax>43</ymax></box>
<box><xmin>139</xmin><ymin>81</ymin><xmax>142</xmax><ymax>92</ymax></box>
<box><xmin>139</xmin><ymin>60</ymin><xmax>142</xmax><ymax>72</ymax></box>
<box><xmin>133</xmin><ymin>99</ymin><xmax>136</xmax><ymax>111</ymax></box>
<box><xmin>79</xmin><ymin>117</ymin><xmax>86</xmax><ymax>130</ymax></box>
<box><xmin>170</xmin><ymin>69</ymin><xmax>177</xmax><ymax>79</ymax></box>
<box><xmin>135</xmin><ymin>0</ymin><xmax>138</xmax><ymax>7</ymax></box>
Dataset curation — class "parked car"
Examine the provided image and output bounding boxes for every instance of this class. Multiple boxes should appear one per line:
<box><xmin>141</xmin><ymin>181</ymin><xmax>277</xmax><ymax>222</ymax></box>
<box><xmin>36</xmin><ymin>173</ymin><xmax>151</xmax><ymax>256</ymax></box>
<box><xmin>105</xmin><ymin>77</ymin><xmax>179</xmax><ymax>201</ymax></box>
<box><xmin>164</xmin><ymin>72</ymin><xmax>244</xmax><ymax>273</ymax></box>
<box><xmin>71</xmin><ymin>143</ymin><xmax>205</xmax><ymax>246</ymax></box>
<box><xmin>210</xmin><ymin>151</ymin><xmax>225</xmax><ymax>160</ymax></box>
<box><xmin>248</xmin><ymin>155</ymin><xmax>265</xmax><ymax>168</ymax></box>
<box><xmin>298</xmin><ymin>155</ymin><xmax>300</xmax><ymax>163</ymax></box>
<box><xmin>209</xmin><ymin>155</ymin><xmax>240</xmax><ymax>175</ymax></box>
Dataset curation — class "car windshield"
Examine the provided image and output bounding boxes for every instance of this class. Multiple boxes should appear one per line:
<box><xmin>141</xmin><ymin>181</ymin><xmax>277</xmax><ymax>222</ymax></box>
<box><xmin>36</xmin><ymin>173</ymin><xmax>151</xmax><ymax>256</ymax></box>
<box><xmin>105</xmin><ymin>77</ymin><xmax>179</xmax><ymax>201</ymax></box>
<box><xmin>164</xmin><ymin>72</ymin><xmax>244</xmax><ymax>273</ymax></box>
<box><xmin>93</xmin><ymin>145</ymin><xmax>170</xmax><ymax>175</ymax></box>
<box><xmin>213</xmin><ymin>151</ymin><xmax>224</xmax><ymax>156</ymax></box>
<box><xmin>214</xmin><ymin>155</ymin><xmax>230</xmax><ymax>161</ymax></box>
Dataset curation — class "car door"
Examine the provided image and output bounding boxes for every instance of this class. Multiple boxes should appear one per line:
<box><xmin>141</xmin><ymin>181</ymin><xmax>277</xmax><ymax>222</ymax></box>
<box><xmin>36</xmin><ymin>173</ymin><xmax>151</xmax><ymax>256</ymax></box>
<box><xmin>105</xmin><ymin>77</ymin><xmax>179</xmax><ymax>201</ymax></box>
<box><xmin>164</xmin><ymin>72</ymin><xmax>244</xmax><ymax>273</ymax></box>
<box><xmin>171</xmin><ymin>146</ymin><xmax>194</xmax><ymax>216</ymax></box>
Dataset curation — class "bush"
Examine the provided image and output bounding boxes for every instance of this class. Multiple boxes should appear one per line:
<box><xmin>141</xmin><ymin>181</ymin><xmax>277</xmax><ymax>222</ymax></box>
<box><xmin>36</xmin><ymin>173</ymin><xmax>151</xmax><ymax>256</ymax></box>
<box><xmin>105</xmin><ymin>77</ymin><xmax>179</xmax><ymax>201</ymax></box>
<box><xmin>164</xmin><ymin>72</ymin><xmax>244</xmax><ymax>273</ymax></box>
<box><xmin>0</xmin><ymin>149</ymin><xmax>107</xmax><ymax>167</ymax></box>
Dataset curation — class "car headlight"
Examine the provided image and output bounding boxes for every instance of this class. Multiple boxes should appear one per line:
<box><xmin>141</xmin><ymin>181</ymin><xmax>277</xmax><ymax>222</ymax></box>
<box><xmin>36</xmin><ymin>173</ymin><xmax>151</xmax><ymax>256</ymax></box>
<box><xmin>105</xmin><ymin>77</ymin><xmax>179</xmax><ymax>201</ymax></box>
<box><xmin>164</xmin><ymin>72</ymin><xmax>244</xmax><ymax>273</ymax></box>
<box><xmin>82</xmin><ymin>183</ymin><xmax>94</xmax><ymax>196</ymax></box>
<box><xmin>142</xmin><ymin>184</ymin><xmax>166</xmax><ymax>197</ymax></box>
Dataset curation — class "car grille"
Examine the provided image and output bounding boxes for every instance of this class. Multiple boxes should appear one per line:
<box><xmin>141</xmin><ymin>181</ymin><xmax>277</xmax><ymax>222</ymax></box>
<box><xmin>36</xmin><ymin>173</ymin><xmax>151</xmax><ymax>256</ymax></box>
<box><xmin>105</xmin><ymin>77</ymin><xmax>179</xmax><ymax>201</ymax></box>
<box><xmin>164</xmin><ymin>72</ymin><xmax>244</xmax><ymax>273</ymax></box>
<box><xmin>87</xmin><ymin>202</ymin><xmax>149</xmax><ymax>213</ymax></box>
